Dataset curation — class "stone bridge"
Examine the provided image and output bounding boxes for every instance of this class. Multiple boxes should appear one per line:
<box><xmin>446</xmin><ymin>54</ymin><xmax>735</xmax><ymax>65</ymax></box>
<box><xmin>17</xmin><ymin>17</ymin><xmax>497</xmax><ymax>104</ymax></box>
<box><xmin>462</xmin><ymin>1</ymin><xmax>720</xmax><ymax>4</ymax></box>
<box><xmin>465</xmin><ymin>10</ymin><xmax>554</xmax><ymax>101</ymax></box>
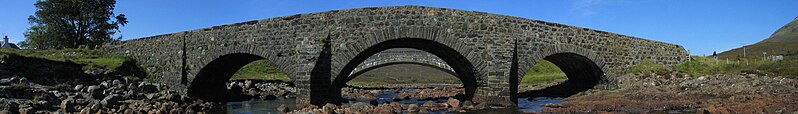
<box><xmin>105</xmin><ymin>6</ymin><xmax>689</xmax><ymax>106</ymax></box>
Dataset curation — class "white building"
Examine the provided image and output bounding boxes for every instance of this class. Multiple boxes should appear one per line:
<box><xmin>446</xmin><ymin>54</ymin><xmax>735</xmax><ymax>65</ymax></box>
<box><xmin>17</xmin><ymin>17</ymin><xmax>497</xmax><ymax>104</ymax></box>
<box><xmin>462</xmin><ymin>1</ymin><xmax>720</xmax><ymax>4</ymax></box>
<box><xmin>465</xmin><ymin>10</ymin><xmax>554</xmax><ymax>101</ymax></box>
<box><xmin>1</xmin><ymin>35</ymin><xmax>20</xmax><ymax>49</ymax></box>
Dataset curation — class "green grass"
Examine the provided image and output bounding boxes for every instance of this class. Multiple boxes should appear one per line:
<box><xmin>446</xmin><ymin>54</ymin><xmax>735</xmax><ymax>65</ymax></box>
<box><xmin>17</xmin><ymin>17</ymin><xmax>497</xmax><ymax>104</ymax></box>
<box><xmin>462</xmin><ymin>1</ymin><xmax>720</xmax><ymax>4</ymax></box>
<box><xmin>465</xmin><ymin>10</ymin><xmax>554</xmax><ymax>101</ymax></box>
<box><xmin>0</xmin><ymin>48</ymin><xmax>126</xmax><ymax>71</ymax></box>
<box><xmin>626</xmin><ymin>56</ymin><xmax>798</xmax><ymax>79</ymax></box>
<box><xmin>230</xmin><ymin>60</ymin><xmax>291</xmax><ymax>81</ymax></box>
<box><xmin>521</xmin><ymin>60</ymin><xmax>567</xmax><ymax>86</ymax></box>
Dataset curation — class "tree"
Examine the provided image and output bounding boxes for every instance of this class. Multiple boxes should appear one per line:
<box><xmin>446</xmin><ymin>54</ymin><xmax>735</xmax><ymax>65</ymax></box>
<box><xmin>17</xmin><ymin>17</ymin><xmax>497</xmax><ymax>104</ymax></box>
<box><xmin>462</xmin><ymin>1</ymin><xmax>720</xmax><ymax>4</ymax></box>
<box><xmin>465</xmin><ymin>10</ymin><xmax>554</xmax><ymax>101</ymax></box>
<box><xmin>17</xmin><ymin>41</ymin><xmax>29</xmax><ymax>49</ymax></box>
<box><xmin>24</xmin><ymin>0</ymin><xmax>127</xmax><ymax>49</ymax></box>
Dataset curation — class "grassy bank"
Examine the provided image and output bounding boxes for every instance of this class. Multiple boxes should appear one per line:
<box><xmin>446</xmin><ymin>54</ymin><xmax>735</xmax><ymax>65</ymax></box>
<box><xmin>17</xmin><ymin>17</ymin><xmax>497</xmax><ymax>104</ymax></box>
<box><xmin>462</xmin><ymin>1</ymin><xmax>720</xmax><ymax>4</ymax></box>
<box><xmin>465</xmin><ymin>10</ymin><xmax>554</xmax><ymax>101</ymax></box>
<box><xmin>230</xmin><ymin>60</ymin><xmax>291</xmax><ymax>81</ymax></box>
<box><xmin>627</xmin><ymin>56</ymin><xmax>798</xmax><ymax>79</ymax></box>
<box><xmin>521</xmin><ymin>60</ymin><xmax>567</xmax><ymax>86</ymax></box>
<box><xmin>0</xmin><ymin>48</ymin><xmax>126</xmax><ymax>71</ymax></box>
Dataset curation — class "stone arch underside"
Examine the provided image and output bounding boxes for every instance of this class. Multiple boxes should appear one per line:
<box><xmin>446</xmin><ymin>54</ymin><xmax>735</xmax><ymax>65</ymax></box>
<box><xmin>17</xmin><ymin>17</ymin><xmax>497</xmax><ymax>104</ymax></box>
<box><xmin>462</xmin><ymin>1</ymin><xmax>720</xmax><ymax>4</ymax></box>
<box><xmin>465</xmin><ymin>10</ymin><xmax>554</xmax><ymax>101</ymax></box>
<box><xmin>187</xmin><ymin>53</ymin><xmax>265</xmax><ymax>102</ymax></box>
<box><xmin>330</xmin><ymin>38</ymin><xmax>478</xmax><ymax>104</ymax></box>
<box><xmin>348</xmin><ymin>48</ymin><xmax>455</xmax><ymax>79</ymax></box>
<box><xmin>348</xmin><ymin>62</ymin><xmax>457</xmax><ymax>80</ymax></box>
<box><xmin>514</xmin><ymin>44</ymin><xmax>608</xmax><ymax>99</ymax></box>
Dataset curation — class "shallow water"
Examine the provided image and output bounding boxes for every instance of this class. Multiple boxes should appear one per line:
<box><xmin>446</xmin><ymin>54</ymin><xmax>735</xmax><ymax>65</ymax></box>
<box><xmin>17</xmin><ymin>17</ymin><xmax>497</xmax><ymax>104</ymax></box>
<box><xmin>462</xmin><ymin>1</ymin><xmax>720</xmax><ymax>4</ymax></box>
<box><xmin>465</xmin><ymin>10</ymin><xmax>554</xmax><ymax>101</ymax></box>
<box><xmin>226</xmin><ymin>88</ymin><xmax>564</xmax><ymax>113</ymax></box>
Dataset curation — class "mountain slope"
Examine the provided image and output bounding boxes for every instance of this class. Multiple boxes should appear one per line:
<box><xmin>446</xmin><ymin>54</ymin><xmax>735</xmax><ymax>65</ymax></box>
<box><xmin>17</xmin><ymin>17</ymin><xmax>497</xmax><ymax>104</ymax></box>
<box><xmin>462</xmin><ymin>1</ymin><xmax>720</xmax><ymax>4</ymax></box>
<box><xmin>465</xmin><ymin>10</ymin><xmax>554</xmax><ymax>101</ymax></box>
<box><xmin>719</xmin><ymin>17</ymin><xmax>798</xmax><ymax>59</ymax></box>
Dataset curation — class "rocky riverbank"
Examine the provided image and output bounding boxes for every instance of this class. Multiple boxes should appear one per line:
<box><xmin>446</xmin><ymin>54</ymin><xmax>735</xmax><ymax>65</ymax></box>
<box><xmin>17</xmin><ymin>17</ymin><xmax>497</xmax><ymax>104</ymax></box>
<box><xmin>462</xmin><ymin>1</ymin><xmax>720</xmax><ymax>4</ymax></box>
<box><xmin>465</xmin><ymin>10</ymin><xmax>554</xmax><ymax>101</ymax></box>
<box><xmin>541</xmin><ymin>72</ymin><xmax>798</xmax><ymax>113</ymax></box>
<box><xmin>227</xmin><ymin>80</ymin><xmax>297</xmax><ymax>100</ymax></box>
<box><xmin>0</xmin><ymin>52</ymin><xmax>225</xmax><ymax>113</ymax></box>
<box><xmin>0</xmin><ymin>75</ymin><xmax>224</xmax><ymax>113</ymax></box>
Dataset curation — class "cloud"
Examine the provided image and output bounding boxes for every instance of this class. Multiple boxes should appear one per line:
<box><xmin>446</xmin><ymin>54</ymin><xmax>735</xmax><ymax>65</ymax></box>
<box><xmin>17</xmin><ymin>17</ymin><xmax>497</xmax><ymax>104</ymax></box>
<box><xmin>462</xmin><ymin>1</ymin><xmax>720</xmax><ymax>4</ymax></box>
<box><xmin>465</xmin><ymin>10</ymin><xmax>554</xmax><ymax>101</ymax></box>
<box><xmin>572</xmin><ymin>0</ymin><xmax>601</xmax><ymax>16</ymax></box>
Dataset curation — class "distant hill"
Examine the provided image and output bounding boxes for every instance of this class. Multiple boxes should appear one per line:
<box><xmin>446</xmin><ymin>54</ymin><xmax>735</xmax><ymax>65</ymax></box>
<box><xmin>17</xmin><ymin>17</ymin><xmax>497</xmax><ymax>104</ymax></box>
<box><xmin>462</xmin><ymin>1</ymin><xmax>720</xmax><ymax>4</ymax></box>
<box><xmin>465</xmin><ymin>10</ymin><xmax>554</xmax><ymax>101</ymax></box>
<box><xmin>719</xmin><ymin>17</ymin><xmax>798</xmax><ymax>59</ymax></box>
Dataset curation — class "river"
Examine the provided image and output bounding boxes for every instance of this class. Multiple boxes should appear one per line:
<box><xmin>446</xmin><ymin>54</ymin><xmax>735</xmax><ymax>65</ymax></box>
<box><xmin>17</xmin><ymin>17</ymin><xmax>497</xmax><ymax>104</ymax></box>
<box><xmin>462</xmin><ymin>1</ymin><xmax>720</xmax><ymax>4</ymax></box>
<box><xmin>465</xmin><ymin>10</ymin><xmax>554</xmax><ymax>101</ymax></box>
<box><xmin>226</xmin><ymin>88</ymin><xmax>564</xmax><ymax>113</ymax></box>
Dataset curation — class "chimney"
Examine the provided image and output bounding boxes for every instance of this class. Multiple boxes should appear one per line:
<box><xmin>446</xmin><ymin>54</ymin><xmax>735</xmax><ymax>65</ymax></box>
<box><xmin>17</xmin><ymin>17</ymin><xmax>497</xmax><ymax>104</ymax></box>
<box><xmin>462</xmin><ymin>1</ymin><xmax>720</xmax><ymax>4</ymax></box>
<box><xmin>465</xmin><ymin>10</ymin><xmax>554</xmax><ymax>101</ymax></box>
<box><xmin>2</xmin><ymin>35</ymin><xmax>7</xmax><ymax>44</ymax></box>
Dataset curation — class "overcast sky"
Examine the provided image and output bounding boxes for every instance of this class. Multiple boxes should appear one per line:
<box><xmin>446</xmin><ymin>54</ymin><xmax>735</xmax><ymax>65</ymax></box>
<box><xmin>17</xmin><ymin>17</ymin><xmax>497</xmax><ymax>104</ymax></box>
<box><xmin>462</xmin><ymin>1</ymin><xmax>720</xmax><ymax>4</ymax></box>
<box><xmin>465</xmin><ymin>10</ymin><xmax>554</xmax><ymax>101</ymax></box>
<box><xmin>1</xmin><ymin>0</ymin><xmax>797</xmax><ymax>55</ymax></box>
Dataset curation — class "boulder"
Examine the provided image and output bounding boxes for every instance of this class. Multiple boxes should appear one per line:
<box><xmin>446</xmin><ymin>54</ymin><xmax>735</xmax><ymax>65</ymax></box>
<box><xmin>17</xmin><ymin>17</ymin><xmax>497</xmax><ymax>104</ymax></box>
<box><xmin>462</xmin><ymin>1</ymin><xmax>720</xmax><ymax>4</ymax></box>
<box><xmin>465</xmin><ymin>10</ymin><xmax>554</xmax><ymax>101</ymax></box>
<box><xmin>322</xmin><ymin>103</ymin><xmax>336</xmax><ymax>114</ymax></box>
<box><xmin>86</xmin><ymin>86</ymin><xmax>103</xmax><ymax>99</ymax></box>
<box><xmin>18</xmin><ymin>107</ymin><xmax>34</xmax><ymax>114</ymax></box>
<box><xmin>423</xmin><ymin>100</ymin><xmax>437</xmax><ymax>108</ymax></box>
<box><xmin>72</xmin><ymin>84</ymin><xmax>83</xmax><ymax>91</ymax></box>
<box><xmin>165</xmin><ymin>93</ymin><xmax>181</xmax><ymax>101</ymax></box>
<box><xmin>169</xmin><ymin>108</ymin><xmax>181</xmax><ymax>114</ymax></box>
<box><xmin>462</xmin><ymin>101</ymin><xmax>475</xmax><ymax>109</ymax></box>
<box><xmin>419</xmin><ymin>107</ymin><xmax>429</xmax><ymax>113</ymax></box>
<box><xmin>137</xmin><ymin>83</ymin><xmax>158</xmax><ymax>93</ymax></box>
<box><xmin>447</xmin><ymin>97</ymin><xmax>461</xmax><ymax>108</ymax></box>
<box><xmin>350</xmin><ymin>102</ymin><xmax>374</xmax><ymax>111</ymax></box>
<box><xmin>100</xmin><ymin>81</ymin><xmax>110</xmax><ymax>88</ymax></box>
<box><xmin>277</xmin><ymin>104</ymin><xmax>289</xmax><ymax>113</ymax></box>
<box><xmin>475</xmin><ymin>102</ymin><xmax>488</xmax><ymax>110</ymax></box>
<box><xmin>406</xmin><ymin>104</ymin><xmax>419</xmax><ymax>112</ymax></box>
<box><xmin>0</xmin><ymin>78</ymin><xmax>11</xmax><ymax>84</ymax></box>
<box><xmin>100</xmin><ymin>94</ymin><xmax>121</xmax><ymax>106</ymax></box>
<box><xmin>112</xmin><ymin>80</ymin><xmax>122</xmax><ymax>86</ymax></box>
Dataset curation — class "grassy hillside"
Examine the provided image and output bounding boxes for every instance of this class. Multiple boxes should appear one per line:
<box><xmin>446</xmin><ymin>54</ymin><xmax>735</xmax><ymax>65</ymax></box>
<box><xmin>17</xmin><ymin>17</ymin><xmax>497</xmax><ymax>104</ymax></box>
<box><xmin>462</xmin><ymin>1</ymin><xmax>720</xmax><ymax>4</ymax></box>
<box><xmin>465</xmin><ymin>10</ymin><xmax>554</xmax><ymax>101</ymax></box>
<box><xmin>521</xmin><ymin>60</ymin><xmax>567</xmax><ymax>86</ymax></box>
<box><xmin>0</xmin><ymin>48</ymin><xmax>126</xmax><ymax>71</ymax></box>
<box><xmin>627</xmin><ymin>56</ymin><xmax>798</xmax><ymax>79</ymax></box>
<box><xmin>230</xmin><ymin>60</ymin><xmax>291</xmax><ymax>81</ymax></box>
<box><xmin>719</xmin><ymin>17</ymin><xmax>798</xmax><ymax>59</ymax></box>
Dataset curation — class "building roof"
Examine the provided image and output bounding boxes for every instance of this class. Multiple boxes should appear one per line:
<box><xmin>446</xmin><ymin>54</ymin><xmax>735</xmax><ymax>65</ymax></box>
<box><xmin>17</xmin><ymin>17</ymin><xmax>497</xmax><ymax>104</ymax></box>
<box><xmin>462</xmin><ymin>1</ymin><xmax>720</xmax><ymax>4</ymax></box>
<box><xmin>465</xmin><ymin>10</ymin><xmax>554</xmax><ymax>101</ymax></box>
<box><xmin>0</xmin><ymin>42</ymin><xmax>19</xmax><ymax>49</ymax></box>
<box><xmin>1</xmin><ymin>36</ymin><xmax>20</xmax><ymax>49</ymax></box>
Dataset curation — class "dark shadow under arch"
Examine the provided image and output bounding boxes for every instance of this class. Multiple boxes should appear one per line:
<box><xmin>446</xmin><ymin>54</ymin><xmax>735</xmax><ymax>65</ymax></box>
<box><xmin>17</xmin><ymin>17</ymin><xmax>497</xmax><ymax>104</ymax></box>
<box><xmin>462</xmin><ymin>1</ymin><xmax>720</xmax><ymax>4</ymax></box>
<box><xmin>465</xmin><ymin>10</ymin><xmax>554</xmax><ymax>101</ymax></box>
<box><xmin>347</xmin><ymin>62</ymin><xmax>458</xmax><ymax>80</ymax></box>
<box><xmin>187</xmin><ymin>53</ymin><xmax>266</xmax><ymax>102</ymax></box>
<box><xmin>518</xmin><ymin>53</ymin><xmax>603</xmax><ymax>98</ymax></box>
<box><xmin>333</xmin><ymin>38</ymin><xmax>478</xmax><ymax>101</ymax></box>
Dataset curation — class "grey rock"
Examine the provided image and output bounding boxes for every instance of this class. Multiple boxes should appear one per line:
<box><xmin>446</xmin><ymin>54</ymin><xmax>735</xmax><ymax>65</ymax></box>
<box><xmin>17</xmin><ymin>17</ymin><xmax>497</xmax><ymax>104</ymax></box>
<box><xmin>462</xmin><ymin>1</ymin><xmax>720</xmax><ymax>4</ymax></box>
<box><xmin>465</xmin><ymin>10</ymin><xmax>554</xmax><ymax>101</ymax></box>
<box><xmin>406</xmin><ymin>104</ymin><xmax>419</xmax><ymax>112</ymax></box>
<box><xmin>0</xmin><ymin>78</ymin><xmax>11</xmax><ymax>84</ymax></box>
<box><xmin>87</xmin><ymin>86</ymin><xmax>103</xmax><ymax>99</ymax></box>
<box><xmin>100</xmin><ymin>81</ymin><xmax>109</xmax><ymax>88</ymax></box>
<box><xmin>18</xmin><ymin>77</ymin><xmax>28</xmax><ymax>83</ymax></box>
<box><xmin>350</xmin><ymin>102</ymin><xmax>374</xmax><ymax>111</ymax></box>
<box><xmin>137</xmin><ymin>83</ymin><xmax>158</xmax><ymax>93</ymax></box>
<box><xmin>60</xmin><ymin>98</ymin><xmax>75</xmax><ymax>112</ymax></box>
<box><xmin>112</xmin><ymin>80</ymin><xmax>121</xmax><ymax>86</ymax></box>
<box><xmin>73</xmin><ymin>85</ymin><xmax>84</xmax><ymax>91</ymax></box>
<box><xmin>36</xmin><ymin>101</ymin><xmax>49</xmax><ymax>107</ymax></box>
<box><xmin>18</xmin><ymin>107</ymin><xmax>34</xmax><ymax>114</ymax></box>
<box><xmin>277</xmin><ymin>104</ymin><xmax>289</xmax><ymax>113</ymax></box>
<box><xmin>165</xmin><ymin>93</ymin><xmax>180</xmax><ymax>101</ymax></box>
<box><xmin>100</xmin><ymin>94</ymin><xmax>121</xmax><ymax>106</ymax></box>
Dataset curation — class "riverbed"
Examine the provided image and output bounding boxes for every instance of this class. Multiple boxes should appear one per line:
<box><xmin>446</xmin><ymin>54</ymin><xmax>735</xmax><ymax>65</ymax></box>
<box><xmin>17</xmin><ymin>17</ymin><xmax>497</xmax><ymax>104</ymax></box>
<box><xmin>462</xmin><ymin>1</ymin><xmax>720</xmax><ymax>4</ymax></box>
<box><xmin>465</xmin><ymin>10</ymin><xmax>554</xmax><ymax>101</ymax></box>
<box><xmin>226</xmin><ymin>88</ymin><xmax>564</xmax><ymax>113</ymax></box>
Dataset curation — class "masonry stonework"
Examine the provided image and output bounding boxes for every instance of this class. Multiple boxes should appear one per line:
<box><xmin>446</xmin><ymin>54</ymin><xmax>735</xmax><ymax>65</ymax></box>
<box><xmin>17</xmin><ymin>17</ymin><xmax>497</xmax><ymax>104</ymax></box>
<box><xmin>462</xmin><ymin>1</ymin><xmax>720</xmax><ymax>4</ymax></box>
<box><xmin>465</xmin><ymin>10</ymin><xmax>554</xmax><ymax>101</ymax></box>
<box><xmin>106</xmin><ymin>6</ymin><xmax>688</xmax><ymax>106</ymax></box>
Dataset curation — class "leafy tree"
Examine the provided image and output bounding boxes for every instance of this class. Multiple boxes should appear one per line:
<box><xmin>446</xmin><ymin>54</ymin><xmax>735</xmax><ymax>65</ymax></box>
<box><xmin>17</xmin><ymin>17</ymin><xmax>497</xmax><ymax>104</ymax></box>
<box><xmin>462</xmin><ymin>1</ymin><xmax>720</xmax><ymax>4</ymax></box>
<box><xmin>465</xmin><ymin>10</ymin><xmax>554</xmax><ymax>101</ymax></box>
<box><xmin>23</xmin><ymin>0</ymin><xmax>127</xmax><ymax>49</ymax></box>
<box><xmin>17</xmin><ymin>41</ymin><xmax>29</xmax><ymax>49</ymax></box>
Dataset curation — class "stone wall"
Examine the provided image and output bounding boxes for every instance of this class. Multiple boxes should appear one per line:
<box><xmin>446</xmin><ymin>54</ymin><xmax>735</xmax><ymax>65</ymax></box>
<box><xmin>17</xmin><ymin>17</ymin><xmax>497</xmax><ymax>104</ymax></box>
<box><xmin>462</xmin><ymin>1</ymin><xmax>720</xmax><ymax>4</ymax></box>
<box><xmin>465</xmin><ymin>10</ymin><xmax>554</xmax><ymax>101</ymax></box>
<box><xmin>106</xmin><ymin>6</ymin><xmax>688</xmax><ymax>106</ymax></box>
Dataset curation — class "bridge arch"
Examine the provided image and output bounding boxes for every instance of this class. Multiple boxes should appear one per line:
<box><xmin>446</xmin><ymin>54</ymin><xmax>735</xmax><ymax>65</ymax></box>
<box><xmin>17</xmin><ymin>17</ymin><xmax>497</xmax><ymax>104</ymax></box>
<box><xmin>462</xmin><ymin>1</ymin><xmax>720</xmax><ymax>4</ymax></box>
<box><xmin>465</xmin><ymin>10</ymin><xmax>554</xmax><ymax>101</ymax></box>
<box><xmin>333</xmin><ymin>38</ymin><xmax>478</xmax><ymax>100</ymax></box>
<box><xmin>348</xmin><ymin>49</ymin><xmax>456</xmax><ymax>79</ymax></box>
<box><xmin>187</xmin><ymin>53</ymin><xmax>291</xmax><ymax>102</ymax></box>
<box><xmin>516</xmin><ymin>44</ymin><xmax>608</xmax><ymax>99</ymax></box>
